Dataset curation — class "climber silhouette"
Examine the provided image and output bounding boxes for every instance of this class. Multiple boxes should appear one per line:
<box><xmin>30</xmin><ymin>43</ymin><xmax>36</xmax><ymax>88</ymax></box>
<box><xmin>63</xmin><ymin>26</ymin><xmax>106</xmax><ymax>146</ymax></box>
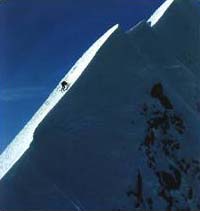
<box><xmin>61</xmin><ymin>80</ymin><xmax>69</xmax><ymax>92</ymax></box>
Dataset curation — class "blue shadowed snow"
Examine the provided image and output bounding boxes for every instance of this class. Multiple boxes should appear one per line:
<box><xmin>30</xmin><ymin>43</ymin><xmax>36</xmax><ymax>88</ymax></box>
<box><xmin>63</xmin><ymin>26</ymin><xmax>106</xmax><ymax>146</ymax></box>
<box><xmin>0</xmin><ymin>0</ymin><xmax>200</xmax><ymax>210</ymax></box>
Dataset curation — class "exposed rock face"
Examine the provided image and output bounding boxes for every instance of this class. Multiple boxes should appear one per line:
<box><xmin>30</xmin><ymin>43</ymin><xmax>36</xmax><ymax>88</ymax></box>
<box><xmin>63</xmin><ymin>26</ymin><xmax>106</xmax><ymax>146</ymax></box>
<box><xmin>0</xmin><ymin>0</ymin><xmax>200</xmax><ymax>210</ymax></box>
<box><xmin>133</xmin><ymin>82</ymin><xmax>200</xmax><ymax>210</ymax></box>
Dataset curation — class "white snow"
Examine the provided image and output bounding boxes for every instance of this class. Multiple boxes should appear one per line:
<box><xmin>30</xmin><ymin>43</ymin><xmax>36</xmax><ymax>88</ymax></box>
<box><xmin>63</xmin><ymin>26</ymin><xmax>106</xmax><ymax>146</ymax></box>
<box><xmin>0</xmin><ymin>24</ymin><xmax>119</xmax><ymax>180</ymax></box>
<box><xmin>147</xmin><ymin>0</ymin><xmax>174</xmax><ymax>27</ymax></box>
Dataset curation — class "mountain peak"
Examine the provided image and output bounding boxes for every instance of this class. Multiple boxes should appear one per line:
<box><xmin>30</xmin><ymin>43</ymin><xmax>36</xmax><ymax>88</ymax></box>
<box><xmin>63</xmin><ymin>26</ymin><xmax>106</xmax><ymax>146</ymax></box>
<box><xmin>147</xmin><ymin>0</ymin><xmax>199</xmax><ymax>27</ymax></box>
<box><xmin>147</xmin><ymin>0</ymin><xmax>174</xmax><ymax>27</ymax></box>
<box><xmin>1</xmin><ymin>1</ymin><xmax>200</xmax><ymax>210</ymax></box>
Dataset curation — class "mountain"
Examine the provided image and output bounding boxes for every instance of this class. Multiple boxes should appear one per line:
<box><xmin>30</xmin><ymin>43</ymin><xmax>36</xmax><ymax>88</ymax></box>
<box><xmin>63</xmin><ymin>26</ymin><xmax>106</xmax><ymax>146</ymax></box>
<box><xmin>0</xmin><ymin>0</ymin><xmax>200</xmax><ymax>210</ymax></box>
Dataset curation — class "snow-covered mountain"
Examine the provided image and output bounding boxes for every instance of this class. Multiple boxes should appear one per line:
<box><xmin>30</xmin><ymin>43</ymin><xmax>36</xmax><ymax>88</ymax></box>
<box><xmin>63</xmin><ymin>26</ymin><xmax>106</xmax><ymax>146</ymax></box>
<box><xmin>1</xmin><ymin>0</ymin><xmax>200</xmax><ymax>210</ymax></box>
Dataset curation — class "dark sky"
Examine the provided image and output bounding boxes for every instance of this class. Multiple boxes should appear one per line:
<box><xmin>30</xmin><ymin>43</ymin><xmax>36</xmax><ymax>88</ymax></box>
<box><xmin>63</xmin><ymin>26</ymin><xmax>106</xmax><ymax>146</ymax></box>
<box><xmin>0</xmin><ymin>0</ymin><xmax>164</xmax><ymax>152</ymax></box>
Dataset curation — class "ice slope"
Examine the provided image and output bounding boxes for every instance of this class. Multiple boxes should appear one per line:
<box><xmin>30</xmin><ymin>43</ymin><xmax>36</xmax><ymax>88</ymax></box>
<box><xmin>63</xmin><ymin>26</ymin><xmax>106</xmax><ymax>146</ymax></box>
<box><xmin>0</xmin><ymin>24</ymin><xmax>119</xmax><ymax>181</ymax></box>
<box><xmin>1</xmin><ymin>0</ymin><xmax>200</xmax><ymax>210</ymax></box>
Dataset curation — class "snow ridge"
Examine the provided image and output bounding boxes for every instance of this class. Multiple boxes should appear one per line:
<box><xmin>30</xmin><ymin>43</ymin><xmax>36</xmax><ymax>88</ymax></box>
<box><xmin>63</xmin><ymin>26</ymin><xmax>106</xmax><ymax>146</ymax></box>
<box><xmin>147</xmin><ymin>0</ymin><xmax>174</xmax><ymax>27</ymax></box>
<box><xmin>0</xmin><ymin>24</ymin><xmax>119</xmax><ymax>180</ymax></box>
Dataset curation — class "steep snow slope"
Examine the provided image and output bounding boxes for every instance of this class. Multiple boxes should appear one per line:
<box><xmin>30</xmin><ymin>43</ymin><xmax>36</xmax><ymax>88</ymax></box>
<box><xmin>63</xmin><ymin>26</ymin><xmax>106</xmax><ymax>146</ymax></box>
<box><xmin>127</xmin><ymin>20</ymin><xmax>200</xmax><ymax>114</ymax></box>
<box><xmin>0</xmin><ymin>0</ymin><xmax>200</xmax><ymax>210</ymax></box>
<box><xmin>0</xmin><ymin>24</ymin><xmax>119</xmax><ymax>181</ymax></box>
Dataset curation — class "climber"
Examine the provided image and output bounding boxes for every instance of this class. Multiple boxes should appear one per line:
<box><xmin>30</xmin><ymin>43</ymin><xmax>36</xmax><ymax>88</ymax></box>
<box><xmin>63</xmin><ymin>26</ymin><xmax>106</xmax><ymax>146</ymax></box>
<box><xmin>61</xmin><ymin>80</ymin><xmax>69</xmax><ymax>92</ymax></box>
